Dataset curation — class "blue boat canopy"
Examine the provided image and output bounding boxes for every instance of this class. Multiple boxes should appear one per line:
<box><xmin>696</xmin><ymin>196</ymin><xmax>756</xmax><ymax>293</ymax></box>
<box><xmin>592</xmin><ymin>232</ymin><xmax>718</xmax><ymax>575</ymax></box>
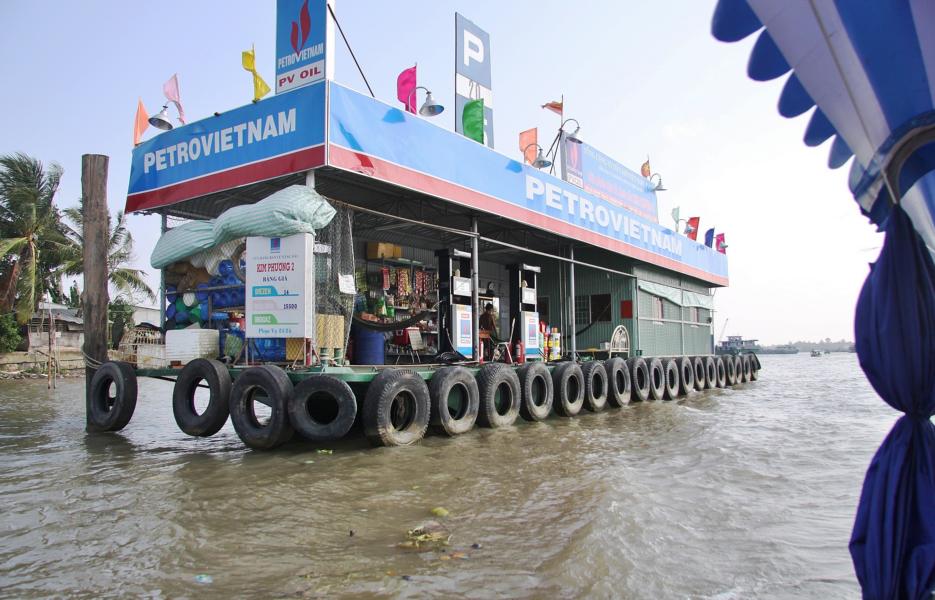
<box><xmin>712</xmin><ymin>0</ymin><xmax>935</xmax><ymax>257</ymax></box>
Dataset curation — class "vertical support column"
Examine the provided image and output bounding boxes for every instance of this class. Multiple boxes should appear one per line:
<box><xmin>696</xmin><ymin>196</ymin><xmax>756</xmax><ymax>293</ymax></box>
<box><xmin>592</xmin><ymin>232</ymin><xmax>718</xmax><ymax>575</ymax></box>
<box><xmin>81</xmin><ymin>154</ymin><xmax>110</xmax><ymax>430</ymax></box>
<box><xmin>159</xmin><ymin>214</ymin><xmax>167</xmax><ymax>329</ymax></box>
<box><xmin>633</xmin><ymin>277</ymin><xmax>640</xmax><ymax>356</ymax></box>
<box><xmin>568</xmin><ymin>244</ymin><xmax>576</xmax><ymax>358</ymax></box>
<box><xmin>471</xmin><ymin>217</ymin><xmax>480</xmax><ymax>361</ymax></box>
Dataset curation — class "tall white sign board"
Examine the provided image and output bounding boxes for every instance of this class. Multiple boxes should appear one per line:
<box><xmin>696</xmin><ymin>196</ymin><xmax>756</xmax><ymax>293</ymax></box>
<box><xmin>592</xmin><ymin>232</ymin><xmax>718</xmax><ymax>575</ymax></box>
<box><xmin>246</xmin><ymin>233</ymin><xmax>315</xmax><ymax>339</ymax></box>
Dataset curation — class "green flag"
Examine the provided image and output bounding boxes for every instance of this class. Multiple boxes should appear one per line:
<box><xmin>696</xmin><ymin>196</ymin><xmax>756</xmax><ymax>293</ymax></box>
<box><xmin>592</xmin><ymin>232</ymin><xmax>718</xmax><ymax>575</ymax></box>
<box><xmin>462</xmin><ymin>98</ymin><xmax>485</xmax><ymax>143</ymax></box>
<box><xmin>671</xmin><ymin>206</ymin><xmax>680</xmax><ymax>227</ymax></box>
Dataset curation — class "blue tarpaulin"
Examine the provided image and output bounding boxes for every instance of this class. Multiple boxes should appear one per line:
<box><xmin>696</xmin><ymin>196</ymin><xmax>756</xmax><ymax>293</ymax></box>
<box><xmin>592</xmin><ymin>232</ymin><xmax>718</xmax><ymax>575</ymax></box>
<box><xmin>710</xmin><ymin>2</ymin><xmax>935</xmax><ymax>597</ymax></box>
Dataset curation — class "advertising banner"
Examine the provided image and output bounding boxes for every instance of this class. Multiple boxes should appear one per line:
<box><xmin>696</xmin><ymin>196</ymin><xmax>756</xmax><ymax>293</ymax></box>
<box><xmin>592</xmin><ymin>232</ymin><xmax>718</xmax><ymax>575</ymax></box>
<box><xmin>523</xmin><ymin>311</ymin><xmax>540</xmax><ymax>358</ymax></box>
<box><xmin>126</xmin><ymin>82</ymin><xmax>326</xmax><ymax>213</ymax></box>
<box><xmin>327</xmin><ymin>84</ymin><xmax>728</xmax><ymax>286</ymax></box>
<box><xmin>454</xmin><ymin>13</ymin><xmax>494</xmax><ymax>147</ymax></box>
<box><xmin>276</xmin><ymin>0</ymin><xmax>330</xmax><ymax>93</ymax></box>
<box><xmin>561</xmin><ymin>139</ymin><xmax>659</xmax><ymax>223</ymax></box>
<box><xmin>453</xmin><ymin>304</ymin><xmax>474</xmax><ymax>358</ymax></box>
<box><xmin>246</xmin><ymin>233</ymin><xmax>315</xmax><ymax>339</ymax></box>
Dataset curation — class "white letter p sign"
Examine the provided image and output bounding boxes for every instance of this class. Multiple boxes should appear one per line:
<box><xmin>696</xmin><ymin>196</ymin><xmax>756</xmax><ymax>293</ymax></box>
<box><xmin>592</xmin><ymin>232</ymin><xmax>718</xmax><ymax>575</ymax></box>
<box><xmin>463</xmin><ymin>30</ymin><xmax>485</xmax><ymax>67</ymax></box>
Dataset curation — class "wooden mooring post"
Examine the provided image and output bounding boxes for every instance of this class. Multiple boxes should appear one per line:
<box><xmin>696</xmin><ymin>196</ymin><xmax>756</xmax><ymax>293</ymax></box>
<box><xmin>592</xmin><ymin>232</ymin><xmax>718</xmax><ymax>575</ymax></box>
<box><xmin>81</xmin><ymin>154</ymin><xmax>110</xmax><ymax>431</ymax></box>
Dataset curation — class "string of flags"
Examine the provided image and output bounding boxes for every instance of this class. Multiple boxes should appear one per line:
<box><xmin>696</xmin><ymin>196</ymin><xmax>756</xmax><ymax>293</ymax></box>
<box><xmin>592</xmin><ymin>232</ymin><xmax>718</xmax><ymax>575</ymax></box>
<box><xmin>671</xmin><ymin>206</ymin><xmax>725</xmax><ymax>253</ymax></box>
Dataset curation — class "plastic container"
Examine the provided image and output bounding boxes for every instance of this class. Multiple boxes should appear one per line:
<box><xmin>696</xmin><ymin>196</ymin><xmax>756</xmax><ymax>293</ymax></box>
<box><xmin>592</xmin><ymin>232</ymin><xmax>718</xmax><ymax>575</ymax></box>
<box><xmin>353</xmin><ymin>325</ymin><xmax>385</xmax><ymax>365</ymax></box>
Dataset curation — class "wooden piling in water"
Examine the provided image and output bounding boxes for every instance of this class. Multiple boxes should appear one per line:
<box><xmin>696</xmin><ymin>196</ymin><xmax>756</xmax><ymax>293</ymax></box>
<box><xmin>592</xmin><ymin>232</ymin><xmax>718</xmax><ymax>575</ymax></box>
<box><xmin>81</xmin><ymin>154</ymin><xmax>110</xmax><ymax>430</ymax></box>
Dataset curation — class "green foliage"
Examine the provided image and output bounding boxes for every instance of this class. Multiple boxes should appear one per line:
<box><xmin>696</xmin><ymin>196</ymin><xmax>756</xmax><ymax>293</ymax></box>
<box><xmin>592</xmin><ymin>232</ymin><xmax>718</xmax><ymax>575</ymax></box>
<box><xmin>0</xmin><ymin>313</ymin><xmax>22</xmax><ymax>353</ymax></box>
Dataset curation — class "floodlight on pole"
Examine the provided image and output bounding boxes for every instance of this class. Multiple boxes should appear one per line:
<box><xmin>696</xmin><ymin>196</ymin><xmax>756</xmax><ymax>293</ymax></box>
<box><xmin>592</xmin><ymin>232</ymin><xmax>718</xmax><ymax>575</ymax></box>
<box><xmin>523</xmin><ymin>143</ymin><xmax>552</xmax><ymax>169</ymax></box>
<box><xmin>649</xmin><ymin>173</ymin><xmax>667</xmax><ymax>192</ymax></box>
<box><xmin>148</xmin><ymin>105</ymin><xmax>173</xmax><ymax>131</ymax></box>
<box><xmin>408</xmin><ymin>86</ymin><xmax>445</xmax><ymax>117</ymax></box>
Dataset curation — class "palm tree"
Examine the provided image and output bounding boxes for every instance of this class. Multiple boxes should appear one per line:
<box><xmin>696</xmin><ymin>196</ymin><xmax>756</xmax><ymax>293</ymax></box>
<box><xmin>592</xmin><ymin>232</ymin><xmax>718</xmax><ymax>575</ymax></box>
<box><xmin>0</xmin><ymin>153</ymin><xmax>69</xmax><ymax>324</ymax></box>
<box><xmin>60</xmin><ymin>205</ymin><xmax>156</xmax><ymax>305</ymax></box>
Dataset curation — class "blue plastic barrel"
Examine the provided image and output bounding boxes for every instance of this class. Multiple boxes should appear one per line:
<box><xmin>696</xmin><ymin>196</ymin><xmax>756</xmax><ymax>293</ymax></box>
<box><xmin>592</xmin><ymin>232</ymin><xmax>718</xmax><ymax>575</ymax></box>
<box><xmin>353</xmin><ymin>325</ymin><xmax>385</xmax><ymax>365</ymax></box>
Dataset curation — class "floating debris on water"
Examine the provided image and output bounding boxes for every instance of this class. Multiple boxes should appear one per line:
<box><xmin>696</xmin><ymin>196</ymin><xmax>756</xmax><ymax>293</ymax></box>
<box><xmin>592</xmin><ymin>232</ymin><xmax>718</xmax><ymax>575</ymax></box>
<box><xmin>430</xmin><ymin>507</ymin><xmax>449</xmax><ymax>518</ymax></box>
<box><xmin>397</xmin><ymin>520</ymin><xmax>451</xmax><ymax>550</ymax></box>
<box><xmin>194</xmin><ymin>574</ymin><xmax>213</xmax><ymax>584</ymax></box>
<box><xmin>471</xmin><ymin>543</ymin><xmax>482</xmax><ymax>549</ymax></box>
<box><xmin>316</xmin><ymin>449</ymin><xmax>333</xmax><ymax>455</ymax></box>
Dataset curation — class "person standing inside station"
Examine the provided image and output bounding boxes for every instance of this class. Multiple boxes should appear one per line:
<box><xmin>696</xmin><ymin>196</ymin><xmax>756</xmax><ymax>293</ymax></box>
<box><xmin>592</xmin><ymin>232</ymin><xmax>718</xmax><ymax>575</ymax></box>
<box><xmin>479</xmin><ymin>303</ymin><xmax>500</xmax><ymax>341</ymax></box>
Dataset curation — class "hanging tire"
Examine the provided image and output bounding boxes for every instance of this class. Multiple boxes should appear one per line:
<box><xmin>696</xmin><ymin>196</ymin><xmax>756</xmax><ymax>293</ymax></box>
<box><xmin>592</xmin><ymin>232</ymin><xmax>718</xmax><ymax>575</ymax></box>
<box><xmin>363</xmin><ymin>369</ymin><xmax>431</xmax><ymax>446</ymax></box>
<box><xmin>627</xmin><ymin>357</ymin><xmax>650</xmax><ymax>402</ymax></box>
<box><xmin>677</xmin><ymin>356</ymin><xmax>694</xmax><ymax>395</ymax></box>
<box><xmin>88</xmin><ymin>361</ymin><xmax>138</xmax><ymax>432</ymax></box>
<box><xmin>289</xmin><ymin>375</ymin><xmax>358</xmax><ymax>441</ymax></box>
<box><xmin>229</xmin><ymin>366</ymin><xmax>294</xmax><ymax>449</ymax></box>
<box><xmin>733</xmin><ymin>355</ymin><xmax>744</xmax><ymax>384</ymax></box>
<box><xmin>752</xmin><ymin>353</ymin><xmax>762</xmax><ymax>371</ymax></box>
<box><xmin>692</xmin><ymin>356</ymin><xmax>706</xmax><ymax>391</ymax></box>
<box><xmin>172</xmin><ymin>359</ymin><xmax>231</xmax><ymax>437</ymax></box>
<box><xmin>750</xmin><ymin>353</ymin><xmax>760</xmax><ymax>380</ymax></box>
<box><xmin>580</xmin><ymin>361</ymin><xmax>608</xmax><ymax>412</ymax></box>
<box><xmin>604</xmin><ymin>357</ymin><xmax>631</xmax><ymax>407</ymax></box>
<box><xmin>704</xmin><ymin>356</ymin><xmax>717</xmax><ymax>389</ymax></box>
<box><xmin>429</xmin><ymin>366</ymin><xmax>479</xmax><ymax>434</ymax></box>
<box><xmin>726</xmin><ymin>355</ymin><xmax>737</xmax><ymax>385</ymax></box>
<box><xmin>552</xmin><ymin>362</ymin><xmax>585</xmax><ymax>416</ymax></box>
<box><xmin>742</xmin><ymin>355</ymin><xmax>752</xmax><ymax>382</ymax></box>
<box><xmin>715</xmin><ymin>357</ymin><xmax>727</xmax><ymax>388</ymax></box>
<box><xmin>476</xmin><ymin>363</ymin><xmax>521</xmax><ymax>428</ymax></box>
<box><xmin>662</xmin><ymin>358</ymin><xmax>680</xmax><ymax>400</ymax></box>
<box><xmin>647</xmin><ymin>357</ymin><xmax>665</xmax><ymax>401</ymax></box>
<box><xmin>518</xmin><ymin>362</ymin><xmax>553</xmax><ymax>422</ymax></box>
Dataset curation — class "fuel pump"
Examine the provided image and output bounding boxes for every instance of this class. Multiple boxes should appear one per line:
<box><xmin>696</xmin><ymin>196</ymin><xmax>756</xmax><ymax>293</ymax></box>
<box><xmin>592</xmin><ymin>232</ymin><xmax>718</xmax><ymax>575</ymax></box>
<box><xmin>435</xmin><ymin>248</ymin><xmax>474</xmax><ymax>358</ymax></box>
<box><xmin>508</xmin><ymin>263</ymin><xmax>541</xmax><ymax>363</ymax></box>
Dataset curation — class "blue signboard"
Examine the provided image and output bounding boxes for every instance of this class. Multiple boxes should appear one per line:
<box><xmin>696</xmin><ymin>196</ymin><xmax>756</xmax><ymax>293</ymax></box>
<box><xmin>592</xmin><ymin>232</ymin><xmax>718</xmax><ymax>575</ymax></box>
<box><xmin>275</xmin><ymin>0</ymin><xmax>328</xmax><ymax>93</ymax></box>
<box><xmin>327</xmin><ymin>84</ymin><xmax>728</xmax><ymax>286</ymax></box>
<box><xmin>126</xmin><ymin>82</ymin><xmax>326</xmax><ymax>213</ymax></box>
<box><xmin>455</xmin><ymin>13</ymin><xmax>494</xmax><ymax>147</ymax></box>
<box><xmin>562</xmin><ymin>139</ymin><xmax>659</xmax><ymax>223</ymax></box>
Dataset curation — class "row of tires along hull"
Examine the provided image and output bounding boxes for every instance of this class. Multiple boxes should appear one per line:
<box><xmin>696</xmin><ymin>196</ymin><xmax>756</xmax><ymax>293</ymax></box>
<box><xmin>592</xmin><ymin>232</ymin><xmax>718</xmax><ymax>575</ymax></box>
<box><xmin>87</xmin><ymin>354</ymin><xmax>760</xmax><ymax>449</ymax></box>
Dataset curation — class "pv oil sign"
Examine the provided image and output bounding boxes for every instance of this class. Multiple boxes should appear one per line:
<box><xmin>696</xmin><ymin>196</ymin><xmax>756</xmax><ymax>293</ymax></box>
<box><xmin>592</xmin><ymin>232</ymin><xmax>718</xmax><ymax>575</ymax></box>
<box><xmin>276</xmin><ymin>0</ymin><xmax>331</xmax><ymax>93</ymax></box>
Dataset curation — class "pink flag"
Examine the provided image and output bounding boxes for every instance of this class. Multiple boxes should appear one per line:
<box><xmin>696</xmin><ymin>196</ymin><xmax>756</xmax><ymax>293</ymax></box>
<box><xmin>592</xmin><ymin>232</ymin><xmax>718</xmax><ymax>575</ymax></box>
<box><xmin>715</xmin><ymin>233</ymin><xmax>727</xmax><ymax>253</ymax></box>
<box><xmin>396</xmin><ymin>65</ymin><xmax>417</xmax><ymax>113</ymax></box>
<box><xmin>163</xmin><ymin>73</ymin><xmax>186</xmax><ymax>124</ymax></box>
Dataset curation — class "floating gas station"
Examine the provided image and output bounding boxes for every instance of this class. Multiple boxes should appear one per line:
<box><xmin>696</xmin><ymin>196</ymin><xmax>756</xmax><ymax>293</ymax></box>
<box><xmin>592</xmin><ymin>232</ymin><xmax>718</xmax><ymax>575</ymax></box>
<box><xmin>87</xmin><ymin>0</ymin><xmax>758</xmax><ymax>449</ymax></box>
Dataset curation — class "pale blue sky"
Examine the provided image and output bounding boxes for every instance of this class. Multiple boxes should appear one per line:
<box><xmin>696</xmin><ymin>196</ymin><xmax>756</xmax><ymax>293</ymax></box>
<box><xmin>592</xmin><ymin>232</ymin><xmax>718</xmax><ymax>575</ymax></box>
<box><xmin>0</xmin><ymin>1</ymin><xmax>880</xmax><ymax>344</ymax></box>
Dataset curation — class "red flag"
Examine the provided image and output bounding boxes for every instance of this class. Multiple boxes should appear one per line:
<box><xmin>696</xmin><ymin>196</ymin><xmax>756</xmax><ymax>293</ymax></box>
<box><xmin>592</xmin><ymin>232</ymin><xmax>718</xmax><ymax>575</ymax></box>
<box><xmin>715</xmin><ymin>233</ymin><xmax>727</xmax><ymax>253</ymax></box>
<box><xmin>685</xmin><ymin>217</ymin><xmax>700</xmax><ymax>240</ymax></box>
<box><xmin>519</xmin><ymin>128</ymin><xmax>538</xmax><ymax>164</ymax></box>
<box><xmin>133</xmin><ymin>98</ymin><xmax>149</xmax><ymax>146</ymax></box>
<box><xmin>541</xmin><ymin>99</ymin><xmax>563</xmax><ymax>116</ymax></box>
<box><xmin>396</xmin><ymin>65</ymin><xmax>417</xmax><ymax>113</ymax></box>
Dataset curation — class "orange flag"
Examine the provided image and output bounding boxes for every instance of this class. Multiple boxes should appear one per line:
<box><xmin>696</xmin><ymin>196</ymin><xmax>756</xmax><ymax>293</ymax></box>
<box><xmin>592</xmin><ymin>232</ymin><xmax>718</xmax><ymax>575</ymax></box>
<box><xmin>133</xmin><ymin>98</ymin><xmax>149</xmax><ymax>146</ymax></box>
<box><xmin>640</xmin><ymin>159</ymin><xmax>651</xmax><ymax>178</ymax></box>
<box><xmin>541</xmin><ymin>99</ymin><xmax>563</xmax><ymax>116</ymax></box>
<box><xmin>519</xmin><ymin>128</ymin><xmax>538</xmax><ymax>164</ymax></box>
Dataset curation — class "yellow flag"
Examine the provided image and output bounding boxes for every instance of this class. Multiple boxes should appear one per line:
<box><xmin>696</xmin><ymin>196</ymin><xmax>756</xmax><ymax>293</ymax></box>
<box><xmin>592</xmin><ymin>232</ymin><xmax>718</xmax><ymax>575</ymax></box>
<box><xmin>242</xmin><ymin>45</ymin><xmax>271</xmax><ymax>102</ymax></box>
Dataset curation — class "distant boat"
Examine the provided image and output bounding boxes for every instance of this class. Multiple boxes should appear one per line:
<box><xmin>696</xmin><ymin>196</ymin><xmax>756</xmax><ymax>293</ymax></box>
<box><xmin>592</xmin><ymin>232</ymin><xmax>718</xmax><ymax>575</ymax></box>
<box><xmin>716</xmin><ymin>335</ymin><xmax>760</xmax><ymax>355</ymax></box>
<box><xmin>810</xmin><ymin>350</ymin><xmax>822</xmax><ymax>357</ymax></box>
<box><xmin>759</xmin><ymin>344</ymin><xmax>800</xmax><ymax>355</ymax></box>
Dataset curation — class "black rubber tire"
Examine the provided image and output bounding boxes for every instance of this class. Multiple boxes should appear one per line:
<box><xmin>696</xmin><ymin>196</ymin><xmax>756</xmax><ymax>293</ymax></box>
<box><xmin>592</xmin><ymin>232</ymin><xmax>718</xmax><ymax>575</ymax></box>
<box><xmin>733</xmin><ymin>355</ymin><xmax>744</xmax><ymax>385</ymax></box>
<box><xmin>647</xmin><ymin>357</ymin><xmax>665</xmax><ymax>401</ymax></box>
<box><xmin>229</xmin><ymin>365</ymin><xmax>294</xmax><ymax>449</ymax></box>
<box><xmin>662</xmin><ymin>358</ymin><xmax>680</xmax><ymax>400</ymax></box>
<box><xmin>88</xmin><ymin>361</ymin><xmax>138</xmax><ymax>432</ymax></box>
<box><xmin>289</xmin><ymin>375</ymin><xmax>358</xmax><ymax>441</ymax></box>
<box><xmin>518</xmin><ymin>362</ymin><xmax>553</xmax><ymax>422</ymax></box>
<box><xmin>627</xmin><ymin>357</ymin><xmax>650</xmax><ymax>402</ymax></box>
<box><xmin>231</xmin><ymin>242</ymin><xmax>247</xmax><ymax>282</ymax></box>
<box><xmin>476</xmin><ymin>363</ymin><xmax>521</xmax><ymax>428</ymax></box>
<box><xmin>552</xmin><ymin>362</ymin><xmax>585</xmax><ymax>416</ymax></box>
<box><xmin>742</xmin><ymin>354</ymin><xmax>752</xmax><ymax>382</ymax></box>
<box><xmin>604</xmin><ymin>357</ymin><xmax>631</xmax><ymax>407</ymax></box>
<box><xmin>715</xmin><ymin>356</ymin><xmax>727</xmax><ymax>388</ymax></box>
<box><xmin>363</xmin><ymin>369</ymin><xmax>431</xmax><ymax>446</ymax></box>
<box><xmin>429</xmin><ymin>366</ymin><xmax>479</xmax><ymax>434</ymax></box>
<box><xmin>172</xmin><ymin>359</ymin><xmax>231</xmax><ymax>437</ymax></box>
<box><xmin>580</xmin><ymin>361</ymin><xmax>608</xmax><ymax>412</ymax></box>
<box><xmin>692</xmin><ymin>356</ymin><xmax>706</xmax><ymax>391</ymax></box>
<box><xmin>750</xmin><ymin>353</ymin><xmax>760</xmax><ymax>380</ymax></box>
<box><xmin>704</xmin><ymin>356</ymin><xmax>717</xmax><ymax>389</ymax></box>
<box><xmin>726</xmin><ymin>355</ymin><xmax>737</xmax><ymax>385</ymax></box>
<box><xmin>678</xmin><ymin>356</ymin><xmax>694</xmax><ymax>396</ymax></box>
<box><xmin>752</xmin><ymin>353</ymin><xmax>762</xmax><ymax>371</ymax></box>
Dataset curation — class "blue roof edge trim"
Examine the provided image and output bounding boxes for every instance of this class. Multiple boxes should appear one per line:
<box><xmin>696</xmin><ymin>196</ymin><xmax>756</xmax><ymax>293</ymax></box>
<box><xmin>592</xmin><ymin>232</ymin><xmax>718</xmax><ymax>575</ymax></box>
<box><xmin>829</xmin><ymin>136</ymin><xmax>854</xmax><ymax>169</ymax></box>
<box><xmin>779</xmin><ymin>74</ymin><xmax>815</xmax><ymax>118</ymax></box>
<box><xmin>804</xmin><ymin>109</ymin><xmax>837</xmax><ymax>147</ymax></box>
<box><xmin>712</xmin><ymin>0</ymin><xmax>761</xmax><ymax>42</ymax></box>
<box><xmin>748</xmin><ymin>29</ymin><xmax>791</xmax><ymax>81</ymax></box>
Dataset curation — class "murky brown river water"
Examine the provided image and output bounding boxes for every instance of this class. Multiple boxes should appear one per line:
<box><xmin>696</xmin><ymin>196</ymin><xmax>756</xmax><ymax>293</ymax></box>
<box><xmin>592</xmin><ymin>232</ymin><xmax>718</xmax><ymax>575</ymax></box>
<box><xmin>0</xmin><ymin>354</ymin><xmax>897</xmax><ymax>598</ymax></box>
